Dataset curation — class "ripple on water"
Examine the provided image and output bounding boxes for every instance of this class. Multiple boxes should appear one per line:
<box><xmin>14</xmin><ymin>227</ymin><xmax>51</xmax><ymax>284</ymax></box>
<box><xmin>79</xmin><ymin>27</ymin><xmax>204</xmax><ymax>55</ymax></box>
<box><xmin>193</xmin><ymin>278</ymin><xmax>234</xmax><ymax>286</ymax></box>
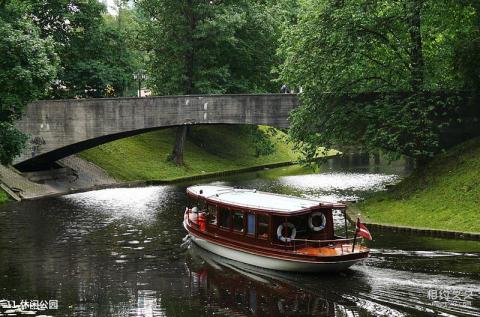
<box><xmin>371</xmin><ymin>248</ymin><xmax>479</xmax><ymax>258</ymax></box>
<box><xmin>276</xmin><ymin>172</ymin><xmax>397</xmax><ymax>204</ymax></box>
<box><xmin>352</xmin><ymin>264</ymin><xmax>480</xmax><ymax>317</ymax></box>
<box><xmin>62</xmin><ymin>186</ymin><xmax>172</xmax><ymax>223</ymax></box>
<box><xmin>278</xmin><ymin>172</ymin><xmax>399</xmax><ymax>192</ymax></box>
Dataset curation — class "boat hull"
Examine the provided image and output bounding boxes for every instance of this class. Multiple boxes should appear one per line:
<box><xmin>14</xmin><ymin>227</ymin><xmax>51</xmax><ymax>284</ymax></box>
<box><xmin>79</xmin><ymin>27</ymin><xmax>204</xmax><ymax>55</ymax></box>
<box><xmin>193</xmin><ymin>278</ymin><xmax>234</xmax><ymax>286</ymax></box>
<box><xmin>189</xmin><ymin>232</ymin><xmax>365</xmax><ymax>273</ymax></box>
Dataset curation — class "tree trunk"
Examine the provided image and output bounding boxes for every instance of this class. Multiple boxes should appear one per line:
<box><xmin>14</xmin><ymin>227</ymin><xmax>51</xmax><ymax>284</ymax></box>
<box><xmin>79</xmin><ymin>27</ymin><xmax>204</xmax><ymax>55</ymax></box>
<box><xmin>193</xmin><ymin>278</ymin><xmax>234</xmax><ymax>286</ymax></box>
<box><xmin>408</xmin><ymin>0</ymin><xmax>424</xmax><ymax>92</ymax></box>
<box><xmin>169</xmin><ymin>1</ymin><xmax>195</xmax><ymax>166</ymax></box>
<box><xmin>170</xmin><ymin>125</ymin><xmax>188</xmax><ymax>166</ymax></box>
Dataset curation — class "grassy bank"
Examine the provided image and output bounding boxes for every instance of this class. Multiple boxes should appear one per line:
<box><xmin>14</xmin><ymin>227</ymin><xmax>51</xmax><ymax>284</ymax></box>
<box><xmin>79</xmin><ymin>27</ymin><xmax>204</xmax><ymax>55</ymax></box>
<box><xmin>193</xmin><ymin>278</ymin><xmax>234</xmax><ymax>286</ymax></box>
<box><xmin>79</xmin><ymin>125</ymin><xmax>322</xmax><ymax>181</ymax></box>
<box><xmin>0</xmin><ymin>189</ymin><xmax>9</xmax><ymax>204</ymax></box>
<box><xmin>359</xmin><ymin>137</ymin><xmax>480</xmax><ymax>233</ymax></box>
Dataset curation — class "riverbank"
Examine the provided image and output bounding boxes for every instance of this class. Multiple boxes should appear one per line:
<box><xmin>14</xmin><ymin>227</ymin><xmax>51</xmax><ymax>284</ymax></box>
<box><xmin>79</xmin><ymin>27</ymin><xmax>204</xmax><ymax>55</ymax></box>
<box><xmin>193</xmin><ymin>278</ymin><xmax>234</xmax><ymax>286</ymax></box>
<box><xmin>79</xmin><ymin>125</ymin><xmax>329</xmax><ymax>181</ymax></box>
<box><xmin>0</xmin><ymin>125</ymin><xmax>337</xmax><ymax>202</ymax></box>
<box><xmin>358</xmin><ymin>137</ymin><xmax>480</xmax><ymax>233</ymax></box>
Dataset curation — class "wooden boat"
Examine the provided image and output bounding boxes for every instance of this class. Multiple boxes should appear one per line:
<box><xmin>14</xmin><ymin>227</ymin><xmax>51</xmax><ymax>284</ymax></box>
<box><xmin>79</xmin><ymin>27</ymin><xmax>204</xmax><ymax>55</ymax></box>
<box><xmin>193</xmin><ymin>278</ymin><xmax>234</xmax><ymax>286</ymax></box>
<box><xmin>183</xmin><ymin>185</ymin><xmax>369</xmax><ymax>272</ymax></box>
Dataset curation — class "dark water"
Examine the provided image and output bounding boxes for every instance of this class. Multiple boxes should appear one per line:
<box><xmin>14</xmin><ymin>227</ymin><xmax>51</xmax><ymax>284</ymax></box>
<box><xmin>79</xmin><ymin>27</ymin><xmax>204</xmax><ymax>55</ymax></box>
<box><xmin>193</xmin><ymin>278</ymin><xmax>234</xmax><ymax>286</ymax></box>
<box><xmin>0</xmin><ymin>155</ymin><xmax>479</xmax><ymax>316</ymax></box>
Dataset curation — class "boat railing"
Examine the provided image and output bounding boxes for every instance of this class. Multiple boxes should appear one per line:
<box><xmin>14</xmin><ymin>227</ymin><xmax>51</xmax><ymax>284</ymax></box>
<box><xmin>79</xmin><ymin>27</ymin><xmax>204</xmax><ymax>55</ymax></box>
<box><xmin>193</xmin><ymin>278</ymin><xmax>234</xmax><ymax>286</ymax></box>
<box><xmin>290</xmin><ymin>237</ymin><xmax>358</xmax><ymax>255</ymax></box>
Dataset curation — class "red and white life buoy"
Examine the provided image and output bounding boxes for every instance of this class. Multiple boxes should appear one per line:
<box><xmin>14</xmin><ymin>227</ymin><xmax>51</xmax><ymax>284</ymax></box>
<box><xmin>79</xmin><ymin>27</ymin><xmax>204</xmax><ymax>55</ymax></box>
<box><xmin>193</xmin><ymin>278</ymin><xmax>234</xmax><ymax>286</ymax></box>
<box><xmin>308</xmin><ymin>211</ymin><xmax>326</xmax><ymax>231</ymax></box>
<box><xmin>277</xmin><ymin>222</ymin><xmax>296</xmax><ymax>243</ymax></box>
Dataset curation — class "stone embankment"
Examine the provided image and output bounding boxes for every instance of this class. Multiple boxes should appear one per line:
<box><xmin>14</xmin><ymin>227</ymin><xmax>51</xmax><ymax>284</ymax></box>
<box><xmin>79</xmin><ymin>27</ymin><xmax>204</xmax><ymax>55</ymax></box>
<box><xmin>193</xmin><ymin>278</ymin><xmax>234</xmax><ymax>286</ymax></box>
<box><xmin>0</xmin><ymin>155</ymin><xmax>116</xmax><ymax>200</ymax></box>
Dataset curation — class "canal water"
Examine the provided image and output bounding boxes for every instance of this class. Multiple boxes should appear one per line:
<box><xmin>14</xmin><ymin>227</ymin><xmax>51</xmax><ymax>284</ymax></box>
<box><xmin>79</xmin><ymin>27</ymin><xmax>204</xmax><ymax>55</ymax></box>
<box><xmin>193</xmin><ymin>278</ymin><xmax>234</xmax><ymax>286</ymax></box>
<box><xmin>0</xmin><ymin>155</ymin><xmax>478</xmax><ymax>316</ymax></box>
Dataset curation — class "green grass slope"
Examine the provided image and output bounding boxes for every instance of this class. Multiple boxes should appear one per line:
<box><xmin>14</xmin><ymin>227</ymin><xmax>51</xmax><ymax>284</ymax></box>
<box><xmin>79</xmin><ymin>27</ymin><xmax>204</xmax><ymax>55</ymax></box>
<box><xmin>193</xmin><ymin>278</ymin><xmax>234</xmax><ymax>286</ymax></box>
<box><xmin>359</xmin><ymin>137</ymin><xmax>480</xmax><ymax>233</ymax></box>
<box><xmin>0</xmin><ymin>189</ymin><xmax>9</xmax><ymax>204</ymax></box>
<box><xmin>79</xmin><ymin>125</ymin><xmax>312</xmax><ymax>182</ymax></box>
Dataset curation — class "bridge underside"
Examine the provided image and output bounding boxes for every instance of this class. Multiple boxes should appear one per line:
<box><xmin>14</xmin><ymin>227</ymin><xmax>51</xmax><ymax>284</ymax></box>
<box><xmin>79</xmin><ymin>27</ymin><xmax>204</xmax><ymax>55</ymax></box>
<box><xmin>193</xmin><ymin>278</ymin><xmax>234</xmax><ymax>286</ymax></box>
<box><xmin>14</xmin><ymin>94</ymin><xmax>298</xmax><ymax>171</ymax></box>
<box><xmin>15</xmin><ymin>126</ymin><xmax>167</xmax><ymax>171</ymax></box>
<box><xmin>16</xmin><ymin>124</ymin><xmax>251</xmax><ymax>171</ymax></box>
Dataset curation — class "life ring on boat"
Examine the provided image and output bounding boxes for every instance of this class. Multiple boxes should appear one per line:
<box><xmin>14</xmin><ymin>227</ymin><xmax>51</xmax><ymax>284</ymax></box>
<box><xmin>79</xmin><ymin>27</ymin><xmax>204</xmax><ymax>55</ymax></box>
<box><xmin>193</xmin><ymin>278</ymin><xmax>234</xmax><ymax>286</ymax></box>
<box><xmin>277</xmin><ymin>222</ymin><xmax>296</xmax><ymax>243</ymax></box>
<box><xmin>308</xmin><ymin>211</ymin><xmax>326</xmax><ymax>231</ymax></box>
<box><xmin>277</xmin><ymin>298</ymin><xmax>299</xmax><ymax>314</ymax></box>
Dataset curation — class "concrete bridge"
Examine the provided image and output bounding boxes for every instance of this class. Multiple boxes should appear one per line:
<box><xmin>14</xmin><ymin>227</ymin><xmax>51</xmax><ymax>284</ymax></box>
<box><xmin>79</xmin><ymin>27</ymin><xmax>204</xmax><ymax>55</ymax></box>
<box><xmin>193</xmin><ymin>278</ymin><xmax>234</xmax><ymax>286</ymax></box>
<box><xmin>14</xmin><ymin>94</ymin><xmax>299</xmax><ymax>170</ymax></box>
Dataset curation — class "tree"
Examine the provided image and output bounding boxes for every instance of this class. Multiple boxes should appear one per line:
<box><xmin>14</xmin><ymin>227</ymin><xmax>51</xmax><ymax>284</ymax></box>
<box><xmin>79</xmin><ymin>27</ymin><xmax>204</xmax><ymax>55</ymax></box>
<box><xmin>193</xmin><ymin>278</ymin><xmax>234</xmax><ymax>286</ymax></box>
<box><xmin>58</xmin><ymin>13</ymin><xmax>139</xmax><ymax>98</ymax></box>
<box><xmin>25</xmin><ymin>0</ymin><xmax>141</xmax><ymax>98</ymax></box>
<box><xmin>138</xmin><ymin>0</ymin><xmax>279</xmax><ymax>165</ymax></box>
<box><xmin>0</xmin><ymin>2</ymin><xmax>58</xmax><ymax>164</ymax></box>
<box><xmin>278</xmin><ymin>0</ymin><xmax>478</xmax><ymax>162</ymax></box>
<box><xmin>139</xmin><ymin>0</ymin><xmax>278</xmax><ymax>95</ymax></box>
<box><xmin>455</xmin><ymin>1</ymin><xmax>480</xmax><ymax>93</ymax></box>
<box><xmin>104</xmin><ymin>6</ymin><xmax>147</xmax><ymax>96</ymax></box>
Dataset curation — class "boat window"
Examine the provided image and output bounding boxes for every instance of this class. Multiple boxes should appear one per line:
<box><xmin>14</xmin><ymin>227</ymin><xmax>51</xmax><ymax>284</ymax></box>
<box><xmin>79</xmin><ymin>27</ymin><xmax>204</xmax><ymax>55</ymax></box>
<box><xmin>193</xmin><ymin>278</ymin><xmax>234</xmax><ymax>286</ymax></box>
<box><xmin>218</xmin><ymin>208</ymin><xmax>231</xmax><ymax>229</ymax></box>
<box><xmin>247</xmin><ymin>213</ymin><xmax>255</xmax><ymax>235</ymax></box>
<box><xmin>290</xmin><ymin>215</ymin><xmax>308</xmax><ymax>238</ymax></box>
<box><xmin>249</xmin><ymin>289</ymin><xmax>257</xmax><ymax>313</ymax></box>
<box><xmin>208</xmin><ymin>205</ymin><xmax>217</xmax><ymax>225</ymax></box>
<box><xmin>257</xmin><ymin>214</ymin><xmax>269</xmax><ymax>239</ymax></box>
<box><xmin>197</xmin><ymin>199</ymin><xmax>206</xmax><ymax>210</ymax></box>
<box><xmin>233</xmin><ymin>211</ymin><xmax>244</xmax><ymax>232</ymax></box>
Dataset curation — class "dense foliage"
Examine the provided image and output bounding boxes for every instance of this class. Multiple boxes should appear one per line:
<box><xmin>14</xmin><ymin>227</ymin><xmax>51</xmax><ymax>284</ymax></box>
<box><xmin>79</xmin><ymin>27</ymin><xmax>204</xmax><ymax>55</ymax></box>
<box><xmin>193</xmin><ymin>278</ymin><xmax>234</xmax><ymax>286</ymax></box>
<box><xmin>278</xmin><ymin>0</ymin><xmax>479</xmax><ymax>161</ymax></box>
<box><xmin>0</xmin><ymin>2</ymin><xmax>58</xmax><ymax>164</ymax></box>
<box><xmin>0</xmin><ymin>0</ymin><xmax>143</xmax><ymax>164</ymax></box>
<box><xmin>455</xmin><ymin>2</ymin><xmax>480</xmax><ymax>93</ymax></box>
<box><xmin>0</xmin><ymin>0</ymin><xmax>478</xmax><ymax>165</ymax></box>
<box><xmin>137</xmin><ymin>0</ymin><xmax>279</xmax><ymax>95</ymax></box>
<box><xmin>26</xmin><ymin>0</ymin><xmax>143</xmax><ymax>98</ymax></box>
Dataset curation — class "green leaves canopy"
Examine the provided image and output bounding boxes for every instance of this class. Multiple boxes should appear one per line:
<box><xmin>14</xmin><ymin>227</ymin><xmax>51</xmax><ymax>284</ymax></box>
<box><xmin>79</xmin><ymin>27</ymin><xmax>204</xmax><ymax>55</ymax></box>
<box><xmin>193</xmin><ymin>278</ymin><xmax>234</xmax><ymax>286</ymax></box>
<box><xmin>278</xmin><ymin>0</ymin><xmax>478</xmax><ymax>161</ymax></box>
<box><xmin>33</xmin><ymin>0</ymin><xmax>141</xmax><ymax>98</ymax></box>
<box><xmin>138</xmin><ymin>0</ymin><xmax>278</xmax><ymax>95</ymax></box>
<box><xmin>0</xmin><ymin>4</ymin><xmax>58</xmax><ymax>164</ymax></box>
<box><xmin>0</xmin><ymin>16</ymin><xmax>58</xmax><ymax>122</ymax></box>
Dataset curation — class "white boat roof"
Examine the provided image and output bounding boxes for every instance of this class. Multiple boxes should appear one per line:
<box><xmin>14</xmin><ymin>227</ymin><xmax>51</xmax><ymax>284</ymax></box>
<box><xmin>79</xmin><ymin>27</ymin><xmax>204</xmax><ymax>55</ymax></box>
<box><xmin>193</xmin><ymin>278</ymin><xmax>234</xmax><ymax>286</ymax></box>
<box><xmin>186</xmin><ymin>185</ymin><xmax>339</xmax><ymax>213</ymax></box>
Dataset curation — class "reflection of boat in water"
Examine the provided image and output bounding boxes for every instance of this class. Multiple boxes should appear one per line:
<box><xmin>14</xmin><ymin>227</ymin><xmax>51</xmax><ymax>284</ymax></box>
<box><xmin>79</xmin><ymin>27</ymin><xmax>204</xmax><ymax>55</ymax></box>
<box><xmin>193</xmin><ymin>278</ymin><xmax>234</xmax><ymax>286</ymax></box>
<box><xmin>184</xmin><ymin>185</ymin><xmax>369</xmax><ymax>272</ymax></box>
<box><xmin>186</xmin><ymin>244</ymin><xmax>337</xmax><ymax>316</ymax></box>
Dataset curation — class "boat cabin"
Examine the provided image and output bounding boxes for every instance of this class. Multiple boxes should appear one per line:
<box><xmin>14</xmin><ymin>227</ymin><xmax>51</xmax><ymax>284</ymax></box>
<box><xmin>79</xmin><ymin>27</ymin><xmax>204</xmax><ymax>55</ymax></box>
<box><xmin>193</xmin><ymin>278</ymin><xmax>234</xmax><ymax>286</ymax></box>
<box><xmin>186</xmin><ymin>185</ymin><xmax>349</xmax><ymax>249</ymax></box>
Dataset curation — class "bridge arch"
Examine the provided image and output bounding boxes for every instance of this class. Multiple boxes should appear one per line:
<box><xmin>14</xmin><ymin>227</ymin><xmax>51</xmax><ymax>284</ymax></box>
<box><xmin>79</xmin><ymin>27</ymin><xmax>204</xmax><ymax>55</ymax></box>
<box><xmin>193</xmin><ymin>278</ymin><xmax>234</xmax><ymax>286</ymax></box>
<box><xmin>14</xmin><ymin>94</ymin><xmax>299</xmax><ymax>170</ymax></box>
